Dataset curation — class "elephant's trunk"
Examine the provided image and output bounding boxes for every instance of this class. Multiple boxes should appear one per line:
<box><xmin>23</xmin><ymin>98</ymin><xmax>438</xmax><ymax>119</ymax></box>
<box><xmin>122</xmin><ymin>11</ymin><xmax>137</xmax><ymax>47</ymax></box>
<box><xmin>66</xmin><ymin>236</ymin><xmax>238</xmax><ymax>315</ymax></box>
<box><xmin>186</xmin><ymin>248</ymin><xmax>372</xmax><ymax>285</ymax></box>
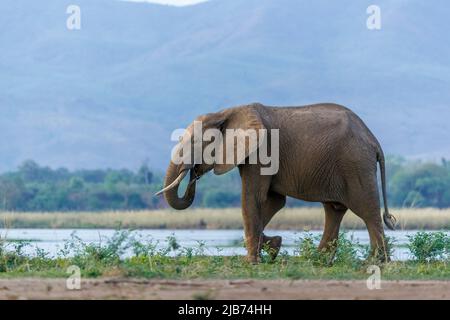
<box><xmin>161</xmin><ymin>161</ymin><xmax>196</xmax><ymax>210</ymax></box>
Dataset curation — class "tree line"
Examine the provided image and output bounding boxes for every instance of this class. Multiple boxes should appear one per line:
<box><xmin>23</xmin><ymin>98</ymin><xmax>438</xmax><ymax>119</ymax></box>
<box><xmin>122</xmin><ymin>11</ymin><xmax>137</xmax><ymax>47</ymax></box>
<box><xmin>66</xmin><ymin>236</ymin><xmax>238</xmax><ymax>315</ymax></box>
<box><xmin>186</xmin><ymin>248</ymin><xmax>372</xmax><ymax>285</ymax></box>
<box><xmin>0</xmin><ymin>157</ymin><xmax>449</xmax><ymax>211</ymax></box>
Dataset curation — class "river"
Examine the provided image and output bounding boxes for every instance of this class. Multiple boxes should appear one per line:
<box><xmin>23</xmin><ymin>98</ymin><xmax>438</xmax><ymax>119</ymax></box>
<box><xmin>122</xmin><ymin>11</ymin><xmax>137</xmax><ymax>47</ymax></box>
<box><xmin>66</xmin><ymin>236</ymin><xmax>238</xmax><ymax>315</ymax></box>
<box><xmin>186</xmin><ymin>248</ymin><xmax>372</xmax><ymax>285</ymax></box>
<box><xmin>1</xmin><ymin>229</ymin><xmax>448</xmax><ymax>261</ymax></box>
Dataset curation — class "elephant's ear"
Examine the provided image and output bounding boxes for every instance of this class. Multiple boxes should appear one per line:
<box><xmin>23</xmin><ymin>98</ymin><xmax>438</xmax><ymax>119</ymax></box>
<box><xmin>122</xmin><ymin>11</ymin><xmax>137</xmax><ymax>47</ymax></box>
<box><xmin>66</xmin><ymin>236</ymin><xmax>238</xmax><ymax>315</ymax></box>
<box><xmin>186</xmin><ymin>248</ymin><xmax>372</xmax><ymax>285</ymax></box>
<box><xmin>213</xmin><ymin>106</ymin><xmax>266</xmax><ymax>175</ymax></box>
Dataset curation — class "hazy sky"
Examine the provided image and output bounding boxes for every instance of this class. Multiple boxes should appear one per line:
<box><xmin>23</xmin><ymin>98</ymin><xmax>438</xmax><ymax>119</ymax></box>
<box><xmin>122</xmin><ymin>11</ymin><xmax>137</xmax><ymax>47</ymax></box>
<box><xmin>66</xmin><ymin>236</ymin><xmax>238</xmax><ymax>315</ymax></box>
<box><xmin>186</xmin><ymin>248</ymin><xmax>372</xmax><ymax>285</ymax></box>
<box><xmin>125</xmin><ymin>0</ymin><xmax>209</xmax><ymax>6</ymax></box>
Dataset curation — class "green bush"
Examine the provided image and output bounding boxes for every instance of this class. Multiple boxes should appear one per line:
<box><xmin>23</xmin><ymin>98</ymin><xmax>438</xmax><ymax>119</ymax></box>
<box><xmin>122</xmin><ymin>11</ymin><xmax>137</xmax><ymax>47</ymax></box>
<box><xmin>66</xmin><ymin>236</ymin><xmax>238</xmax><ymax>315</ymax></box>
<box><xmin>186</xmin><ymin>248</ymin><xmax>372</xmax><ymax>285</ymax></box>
<box><xmin>297</xmin><ymin>232</ymin><xmax>363</xmax><ymax>267</ymax></box>
<box><xmin>407</xmin><ymin>231</ymin><xmax>450</xmax><ymax>262</ymax></box>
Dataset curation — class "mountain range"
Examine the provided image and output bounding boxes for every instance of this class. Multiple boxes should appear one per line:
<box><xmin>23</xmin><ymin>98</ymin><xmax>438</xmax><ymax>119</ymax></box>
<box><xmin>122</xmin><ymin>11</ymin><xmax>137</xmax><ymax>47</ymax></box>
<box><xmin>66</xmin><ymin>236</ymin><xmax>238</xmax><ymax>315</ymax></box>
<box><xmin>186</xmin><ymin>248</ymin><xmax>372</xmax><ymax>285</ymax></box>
<box><xmin>1</xmin><ymin>0</ymin><xmax>449</xmax><ymax>172</ymax></box>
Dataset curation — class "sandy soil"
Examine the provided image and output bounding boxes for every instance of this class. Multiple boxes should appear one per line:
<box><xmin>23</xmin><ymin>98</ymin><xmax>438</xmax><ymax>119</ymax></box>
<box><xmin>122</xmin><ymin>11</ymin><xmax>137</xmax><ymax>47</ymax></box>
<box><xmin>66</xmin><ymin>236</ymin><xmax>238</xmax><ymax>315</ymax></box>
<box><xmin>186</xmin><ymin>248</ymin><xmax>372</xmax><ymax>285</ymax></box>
<box><xmin>0</xmin><ymin>278</ymin><xmax>449</xmax><ymax>300</ymax></box>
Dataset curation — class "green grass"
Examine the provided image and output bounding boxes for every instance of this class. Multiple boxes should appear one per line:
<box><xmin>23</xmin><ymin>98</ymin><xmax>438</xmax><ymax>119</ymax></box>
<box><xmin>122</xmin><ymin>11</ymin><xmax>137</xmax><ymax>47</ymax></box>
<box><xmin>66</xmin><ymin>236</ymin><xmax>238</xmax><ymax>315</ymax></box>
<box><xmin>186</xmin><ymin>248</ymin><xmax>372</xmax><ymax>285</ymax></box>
<box><xmin>1</xmin><ymin>207</ymin><xmax>450</xmax><ymax>229</ymax></box>
<box><xmin>0</xmin><ymin>230</ymin><xmax>449</xmax><ymax>280</ymax></box>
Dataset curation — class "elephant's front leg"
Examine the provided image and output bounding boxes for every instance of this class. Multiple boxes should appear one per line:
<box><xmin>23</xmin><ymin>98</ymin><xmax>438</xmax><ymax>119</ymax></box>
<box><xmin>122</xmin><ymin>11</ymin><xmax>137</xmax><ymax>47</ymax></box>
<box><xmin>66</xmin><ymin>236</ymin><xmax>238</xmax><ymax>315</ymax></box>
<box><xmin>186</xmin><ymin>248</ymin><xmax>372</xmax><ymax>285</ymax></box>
<box><xmin>241</xmin><ymin>197</ymin><xmax>264</xmax><ymax>263</ymax></box>
<box><xmin>239</xmin><ymin>166</ymin><xmax>269</xmax><ymax>263</ymax></box>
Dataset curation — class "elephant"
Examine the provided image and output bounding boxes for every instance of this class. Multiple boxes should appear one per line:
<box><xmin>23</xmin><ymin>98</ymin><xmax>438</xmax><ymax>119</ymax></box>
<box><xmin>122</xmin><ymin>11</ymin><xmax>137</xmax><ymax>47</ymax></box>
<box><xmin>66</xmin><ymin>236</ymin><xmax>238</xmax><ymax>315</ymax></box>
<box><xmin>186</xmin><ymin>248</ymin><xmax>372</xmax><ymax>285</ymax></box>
<box><xmin>156</xmin><ymin>102</ymin><xmax>397</xmax><ymax>263</ymax></box>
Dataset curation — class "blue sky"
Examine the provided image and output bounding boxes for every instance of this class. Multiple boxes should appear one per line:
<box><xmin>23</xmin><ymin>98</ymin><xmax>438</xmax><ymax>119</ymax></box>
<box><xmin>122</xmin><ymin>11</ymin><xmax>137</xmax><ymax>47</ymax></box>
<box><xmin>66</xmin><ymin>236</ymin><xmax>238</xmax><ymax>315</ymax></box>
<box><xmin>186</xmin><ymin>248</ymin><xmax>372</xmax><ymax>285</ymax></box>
<box><xmin>125</xmin><ymin>0</ymin><xmax>208</xmax><ymax>6</ymax></box>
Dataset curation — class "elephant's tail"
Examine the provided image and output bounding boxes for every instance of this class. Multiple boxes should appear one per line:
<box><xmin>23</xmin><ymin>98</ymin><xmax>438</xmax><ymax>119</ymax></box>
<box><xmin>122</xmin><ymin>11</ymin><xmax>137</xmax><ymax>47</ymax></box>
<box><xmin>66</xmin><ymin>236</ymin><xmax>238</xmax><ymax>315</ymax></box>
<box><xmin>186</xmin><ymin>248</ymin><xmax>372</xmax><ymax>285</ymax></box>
<box><xmin>377</xmin><ymin>150</ymin><xmax>397</xmax><ymax>230</ymax></box>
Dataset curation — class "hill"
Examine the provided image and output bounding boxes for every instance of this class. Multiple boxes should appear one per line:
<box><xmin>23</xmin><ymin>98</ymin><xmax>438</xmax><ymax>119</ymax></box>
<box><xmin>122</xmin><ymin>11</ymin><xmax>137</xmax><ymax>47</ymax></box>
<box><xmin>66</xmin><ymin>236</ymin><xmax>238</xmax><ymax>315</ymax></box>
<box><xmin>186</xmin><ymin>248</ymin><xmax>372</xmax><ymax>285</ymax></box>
<box><xmin>1</xmin><ymin>0</ymin><xmax>449</xmax><ymax>171</ymax></box>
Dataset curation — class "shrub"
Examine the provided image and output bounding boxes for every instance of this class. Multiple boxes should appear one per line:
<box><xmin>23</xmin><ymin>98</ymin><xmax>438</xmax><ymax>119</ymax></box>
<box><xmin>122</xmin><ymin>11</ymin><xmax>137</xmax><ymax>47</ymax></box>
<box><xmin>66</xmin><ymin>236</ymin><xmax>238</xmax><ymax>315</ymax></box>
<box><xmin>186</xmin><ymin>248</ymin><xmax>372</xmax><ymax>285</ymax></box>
<box><xmin>297</xmin><ymin>232</ymin><xmax>362</xmax><ymax>267</ymax></box>
<box><xmin>407</xmin><ymin>231</ymin><xmax>450</xmax><ymax>262</ymax></box>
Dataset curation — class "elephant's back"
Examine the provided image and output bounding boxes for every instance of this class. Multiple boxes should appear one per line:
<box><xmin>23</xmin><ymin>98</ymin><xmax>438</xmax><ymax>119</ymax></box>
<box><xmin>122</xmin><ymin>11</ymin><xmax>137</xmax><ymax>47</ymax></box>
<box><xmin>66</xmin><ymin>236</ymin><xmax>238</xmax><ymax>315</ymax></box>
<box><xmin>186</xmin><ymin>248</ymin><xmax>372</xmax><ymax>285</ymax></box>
<box><xmin>263</xmin><ymin>103</ymin><xmax>355</xmax><ymax>140</ymax></box>
<box><xmin>265</xmin><ymin>103</ymin><xmax>378</xmax><ymax>146</ymax></box>
<box><xmin>266</xmin><ymin>103</ymin><xmax>381</xmax><ymax>201</ymax></box>
<box><xmin>265</xmin><ymin>103</ymin><xmax>354</xmax><ymax>124</ymax></box>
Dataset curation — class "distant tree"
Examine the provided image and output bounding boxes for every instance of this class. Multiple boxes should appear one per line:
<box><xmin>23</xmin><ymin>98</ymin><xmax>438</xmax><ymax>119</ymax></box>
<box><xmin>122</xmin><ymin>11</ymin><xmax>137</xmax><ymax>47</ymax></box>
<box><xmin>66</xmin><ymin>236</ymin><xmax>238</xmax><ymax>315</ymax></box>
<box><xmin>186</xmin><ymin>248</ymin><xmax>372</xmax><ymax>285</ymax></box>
<box><xmin>18</xmin><ymin>160</ymin><xmax>41</xmax><ymax>181</ymax></box>
<box><xmin>137</xmin><ymin>163</ymin><xmax>153</xmax><ymax>185</ymax></box>
<box><xmin>69</xmin><ymin>177</ymin><xmax>84</xmax><ymax>191</ymax></box>
<box><xmin>442</xmin><ymin>158</ymin><xmax>450</xmax><ymax>169</ymax></box>
<box><xmin>126</xmin><ymin>192</ymin><xmax>146</xmax><ymax>209</ymax></box>
<box><xmin>2</xmin><ymin>157</ymin><xmax>450</xmax><ymax>211</ymax></box>
<box><xmin>0</xmin><ymin>176</ymin><xmax>25</xmax><ymax>210</ymax></box>
<box><xmin>202</xmin><ymin>190</ymin><xmax>240</xmax><ymax>208</ymax></box>
<box><xmin>390</xmin><ymin>162</ymin><xmax>450</xmax><ymax>208</ymax></box>
<box><xmin>385</xmin><ymin>155</ymin><xmax>407</xmax><ymax>180</ymax></box>
<box><xmin>105</xmin><ymin>170</ymin><xmax>133</xmax><ymax>187</ymax></box>
<box><xmin>76</xmin><ymin>169</ymin><xmax>107</xmax><ymax>183</ymax></box>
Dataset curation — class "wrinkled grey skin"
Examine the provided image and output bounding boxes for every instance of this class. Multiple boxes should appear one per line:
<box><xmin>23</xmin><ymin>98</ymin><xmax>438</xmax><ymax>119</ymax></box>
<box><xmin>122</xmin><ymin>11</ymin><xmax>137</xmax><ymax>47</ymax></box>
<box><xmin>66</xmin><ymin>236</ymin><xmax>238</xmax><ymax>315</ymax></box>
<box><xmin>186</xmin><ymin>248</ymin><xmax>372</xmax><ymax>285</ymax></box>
<box><xmin>160</xmin><ymin>103</ymin><xmax>396</xmax><ymax>263</ymax></box>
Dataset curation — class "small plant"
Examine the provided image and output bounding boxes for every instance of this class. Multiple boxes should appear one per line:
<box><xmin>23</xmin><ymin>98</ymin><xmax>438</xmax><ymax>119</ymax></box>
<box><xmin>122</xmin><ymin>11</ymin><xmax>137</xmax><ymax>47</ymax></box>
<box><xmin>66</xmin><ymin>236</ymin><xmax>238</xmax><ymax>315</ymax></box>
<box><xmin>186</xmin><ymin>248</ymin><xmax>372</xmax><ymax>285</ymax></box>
<box><xmin>68</xmin><ymin>230</ymin><xmax>133</xmax><ymax>270</ymax></box>
<box><xmin>383</xmin><ymin>235</ymin><xmax>396</xmax><ymax>260</ymax></box>
<box><xmin>0</xmin><ymin>238</ymin><xmax>31</xmax><ymax>272</ymax></box>
<box><xmin>129</xmin><ymin>235</ymin><xmax>159</xmax><ymax>257</ymax></box>
<box><xmin>333</xmin><ymin>233</ymin><xmax>361</xmax><ymax>267</ymax></box>
<box><xmin>297</xmin><ymin>232</ymin><xmax>363</xmax><ymax>267</ymax></box>
<box><xmin>260</xmin><ymin>243</ymin><xmax>274</xmax><ymax>264</ymax></box>
<box><xmin>194</xmin><ymin>240</ymin><xmax>206</xmax><ymax>256</ymax></box>
<box><xmin>362</xmin><ymin>234</ymin><xmax>396</xmax><ymax>264</ymax></box>
<box><xmin>166</xmin><ymin>234</ymin><xmax>180</xmax><ymax>252</ymax></box>
<box><xmin>407</xmin><ymin>231</ymin><xmax>450</xmax><ymax>262</ymax></box>
<box><xmin>297</xmin><ymin>233</ymin><xmax>325</xmax><ymax>265</ymax></box>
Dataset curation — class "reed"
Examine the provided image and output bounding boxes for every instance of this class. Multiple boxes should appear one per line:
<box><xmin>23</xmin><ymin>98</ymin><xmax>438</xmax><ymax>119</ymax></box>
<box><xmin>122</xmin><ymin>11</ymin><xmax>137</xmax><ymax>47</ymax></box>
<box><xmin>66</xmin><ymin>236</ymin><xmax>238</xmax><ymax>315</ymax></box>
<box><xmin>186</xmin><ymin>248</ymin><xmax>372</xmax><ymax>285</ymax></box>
<box><xmin>0</xmin><ymin>208</ymin><xmax>449</xmax><ymax>230</ymax></box>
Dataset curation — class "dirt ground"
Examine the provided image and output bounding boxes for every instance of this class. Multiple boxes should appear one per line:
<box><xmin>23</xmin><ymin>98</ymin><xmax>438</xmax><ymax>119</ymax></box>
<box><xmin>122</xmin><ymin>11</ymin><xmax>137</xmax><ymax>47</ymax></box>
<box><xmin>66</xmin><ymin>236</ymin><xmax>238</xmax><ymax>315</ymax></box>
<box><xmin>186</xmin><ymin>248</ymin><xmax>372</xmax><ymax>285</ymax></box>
<box><xmin>0</xmin><ymin>278</ymin><xmax>449</xmax><ymax>299</ymax></box>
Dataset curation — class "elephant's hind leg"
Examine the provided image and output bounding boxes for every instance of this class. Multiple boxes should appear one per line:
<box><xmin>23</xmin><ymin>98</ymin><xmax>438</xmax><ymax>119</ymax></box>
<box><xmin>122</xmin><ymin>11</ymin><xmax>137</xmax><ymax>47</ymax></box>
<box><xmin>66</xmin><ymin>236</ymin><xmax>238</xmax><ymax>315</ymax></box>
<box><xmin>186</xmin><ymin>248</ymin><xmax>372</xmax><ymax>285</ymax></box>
<box><xmin>348</xmin><ymin>184</ymin><xmax>390</xmax><ymax>262</ymax></box>
<box><xmin>261</xmin><ymin>191</ymin><xmax>286</xmax><ymax>227</ymax></box>
<box><xmin>356</xmin><ymin>211</ymin><xmax>389</xmax><ymax>262</ymax></box>
<box><xmin>262</xmin><ymin>234</ymin><xmax>282</xmax><ymax>260</ymax></box>
<box><xmin>318</xmin><ymin>202</ymin><xmax>347</xmax><ymax>253</ymax></box>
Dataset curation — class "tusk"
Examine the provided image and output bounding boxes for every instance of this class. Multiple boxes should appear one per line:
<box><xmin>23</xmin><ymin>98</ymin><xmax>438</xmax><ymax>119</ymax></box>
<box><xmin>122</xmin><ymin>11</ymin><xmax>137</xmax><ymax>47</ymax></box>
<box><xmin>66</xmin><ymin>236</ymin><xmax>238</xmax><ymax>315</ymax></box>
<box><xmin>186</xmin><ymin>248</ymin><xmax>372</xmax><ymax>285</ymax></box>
<box><xmin>154</xmin><ymin>170</ymin><xmax>188</xmax><ymax>196</ymax></box>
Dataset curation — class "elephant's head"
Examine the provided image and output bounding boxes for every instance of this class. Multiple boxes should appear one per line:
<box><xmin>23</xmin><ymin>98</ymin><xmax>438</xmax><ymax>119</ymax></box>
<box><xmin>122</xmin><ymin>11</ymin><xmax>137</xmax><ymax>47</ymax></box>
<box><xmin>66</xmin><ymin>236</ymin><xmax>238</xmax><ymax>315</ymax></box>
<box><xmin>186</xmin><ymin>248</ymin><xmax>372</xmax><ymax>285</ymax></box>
<box><xmin>156</xmin><ymin>105</ymin><xmax>266</xmax><ymax>210</ymax></box>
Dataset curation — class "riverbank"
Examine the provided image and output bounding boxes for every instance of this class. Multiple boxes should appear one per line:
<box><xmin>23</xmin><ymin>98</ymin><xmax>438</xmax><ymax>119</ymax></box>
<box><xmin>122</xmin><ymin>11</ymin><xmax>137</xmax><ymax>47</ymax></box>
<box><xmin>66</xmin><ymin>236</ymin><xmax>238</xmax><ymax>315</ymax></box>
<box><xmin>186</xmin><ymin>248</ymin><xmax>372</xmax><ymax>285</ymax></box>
<box><xmin>1</xmin><ymin>230</ymin><xmax>449</xmax><ymax>281</ymax></box>
<box><xmin>1</xmin><ymin>208</ymin><xmax>449</xmax><ymax>230</ymax></box>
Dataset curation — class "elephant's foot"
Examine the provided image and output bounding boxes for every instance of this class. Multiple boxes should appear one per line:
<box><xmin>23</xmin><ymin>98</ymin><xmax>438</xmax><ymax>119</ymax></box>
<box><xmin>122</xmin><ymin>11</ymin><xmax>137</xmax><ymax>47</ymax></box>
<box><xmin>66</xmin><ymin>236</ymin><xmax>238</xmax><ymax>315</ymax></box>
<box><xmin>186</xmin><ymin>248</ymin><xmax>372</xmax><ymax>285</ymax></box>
<box><xmin>245</xmin><ymin>255</ymin><xmax>261</xmax><ymax>264</ymax></box>
<box><xmin>262</xmin><ymin>235</ymin><xmax>282</xmax><ymax>261</ymax></box>
<box><xmin>244</xmin><ymin>234</ymin><xmax>282</xmax><ymax>264</ymax></box>
<box><xmin>367</xmin><ymin>247</ymin><xmax>391</xmax><ymax>264</ymax></box>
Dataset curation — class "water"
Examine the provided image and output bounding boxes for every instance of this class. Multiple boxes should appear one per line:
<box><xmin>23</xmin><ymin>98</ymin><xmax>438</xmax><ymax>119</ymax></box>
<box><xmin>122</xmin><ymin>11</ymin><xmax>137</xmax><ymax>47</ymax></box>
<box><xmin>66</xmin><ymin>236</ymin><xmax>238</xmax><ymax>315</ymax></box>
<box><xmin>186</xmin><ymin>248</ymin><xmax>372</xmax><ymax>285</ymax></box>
<box><xmin>1</xmin><ymin>229</ymin><xmax>446</xmax><ymax>261</ymax></box>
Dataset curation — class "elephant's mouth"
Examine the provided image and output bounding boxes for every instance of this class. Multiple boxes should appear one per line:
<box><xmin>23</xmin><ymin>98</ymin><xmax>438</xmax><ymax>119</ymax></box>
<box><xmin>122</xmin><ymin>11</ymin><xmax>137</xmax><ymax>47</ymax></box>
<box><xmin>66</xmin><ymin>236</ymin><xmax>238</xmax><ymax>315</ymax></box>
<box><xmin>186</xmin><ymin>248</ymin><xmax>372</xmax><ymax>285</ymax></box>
<box><xmin>192</xmin><ymin>165</ymin><xmax>202</xmax><ymax>181</ymax></box>
<box><xmin>185</xmin><ymin>165</ymin><xmax>202</xmax><ymax>190</ymax></box>
<box><xmin>155</xmin><ymin>165</ymin><xmax>202</xmax><ymax>196</ymax></box>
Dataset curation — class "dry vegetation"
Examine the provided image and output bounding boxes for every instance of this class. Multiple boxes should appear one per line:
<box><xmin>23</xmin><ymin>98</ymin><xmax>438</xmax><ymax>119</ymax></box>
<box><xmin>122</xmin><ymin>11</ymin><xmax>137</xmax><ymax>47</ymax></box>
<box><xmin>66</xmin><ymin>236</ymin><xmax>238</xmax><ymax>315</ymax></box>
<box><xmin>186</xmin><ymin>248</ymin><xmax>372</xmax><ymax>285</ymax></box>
<box><xmin>0</xmin><ymin>208</ymin><xmax>449</xmax><ymax>230</ymax></box>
